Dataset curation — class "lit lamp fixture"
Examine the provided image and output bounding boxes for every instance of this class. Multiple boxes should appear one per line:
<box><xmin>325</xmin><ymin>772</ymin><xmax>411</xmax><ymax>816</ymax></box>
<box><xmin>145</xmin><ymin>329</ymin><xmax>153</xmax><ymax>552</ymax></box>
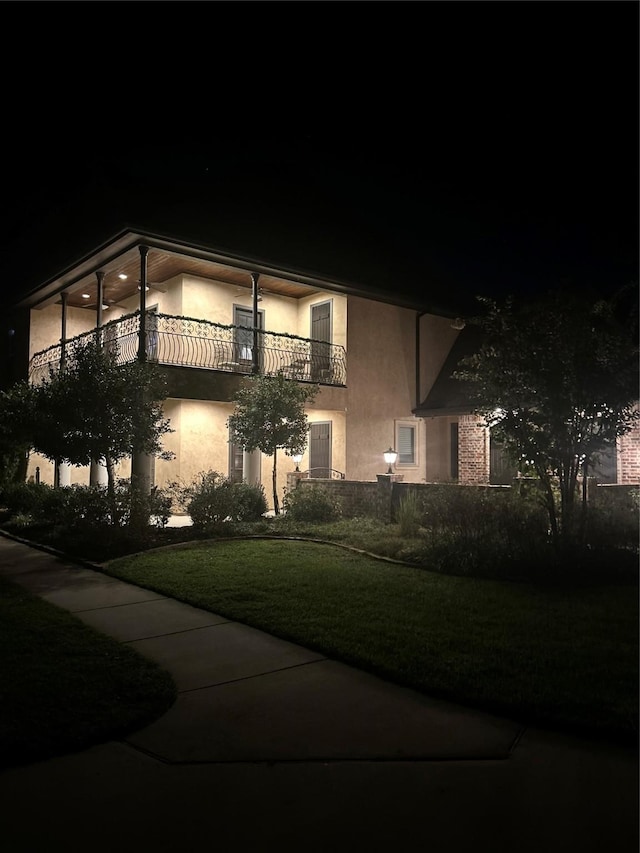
<box><xmin>292</xmin><ymin>453</ymin><xmax>303</xmax><ymax>472</ymax></box>
<box><xmin>383</xmin><ymin>447</ymin><xmax>398</xmax><ymax>475</ymax></box>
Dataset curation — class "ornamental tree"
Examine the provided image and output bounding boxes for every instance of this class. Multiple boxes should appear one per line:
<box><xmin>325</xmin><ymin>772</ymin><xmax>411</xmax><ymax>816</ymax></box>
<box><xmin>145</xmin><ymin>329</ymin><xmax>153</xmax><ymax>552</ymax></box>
<box><xmin>26</xmin><ymin>338</ymin><xmax>173</xmax><ymax>524</ymax></box>
<box><xmin>0</xmin><ymin>381</ymin><xmax>34</xmax><ymax>486</ymax></box>
<box><xmin>228</xmin><ymin>373</ymin><xmax>318</xmax><ymax>515</ymax></box>
<box><xmin>454</xmin><ymin>289</ymin><xmax>639</xmax><ymax>550</ymax></box>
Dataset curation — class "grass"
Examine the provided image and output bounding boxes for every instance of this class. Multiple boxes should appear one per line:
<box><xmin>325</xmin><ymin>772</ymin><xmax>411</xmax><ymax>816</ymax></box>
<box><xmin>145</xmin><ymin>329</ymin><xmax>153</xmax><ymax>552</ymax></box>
<box><xmin>1</xmin><ymin>508</ymin><xmax>637</xmax><ymax>767</ymax></box>
<box><xmin>0</xmin><ymin>574</ymin><xmax>177</xmax><ymax>770</ymax></box>
<box><xmin>103</xmin><ymin>537</ymin><xmax>639</xmax><ymax>744</ymax></box>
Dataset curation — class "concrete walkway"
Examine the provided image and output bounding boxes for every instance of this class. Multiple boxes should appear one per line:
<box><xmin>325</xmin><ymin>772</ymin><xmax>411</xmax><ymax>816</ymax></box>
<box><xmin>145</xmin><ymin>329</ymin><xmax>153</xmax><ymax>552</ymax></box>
<box><xmin>0</xmin><ymin>533</ymin><xmax>637</xmax><ymax>852</ymax></box>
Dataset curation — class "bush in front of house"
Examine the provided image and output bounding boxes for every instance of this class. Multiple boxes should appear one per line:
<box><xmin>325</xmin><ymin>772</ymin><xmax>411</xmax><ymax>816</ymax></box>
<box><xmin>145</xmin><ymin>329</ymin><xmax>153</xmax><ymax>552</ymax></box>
<box><xmin>1</xmin><ymin>480</ymin><xmax>173</xmax><ymax>533</ymax></box>
<box><xmin>184</xmin><ymin>470</ymin><xmax>267</xmax><ymax>531</ymax></box>
<box><xmin>0</xmin><ymin>481</ymin><xmax>55</xmax><ymax>521</ymax></box>
<box><xmin>414</xmin><ymin>485</ymin><xmax>551</xmax><ymax>580</ymax></box>
<box><xmin>283</xmin><ymin>483</ymin><xmax>343</xmax><ymax>522</ymax></box>
<box><xmin>585</xmin><ymin>487</ymin><xmax>639</xmax><ymax>554</ymax></box>
<box><xmin>185</xmin><ymin>472</ymin><xmax>236</xmax><ymax>529</ymax></box>
<box><xmin>232</xmin><ymin>481</ymin><xmax>269</xmax><ymax>522</ymax></box>
<box><xmin>395</xmin><ymin>490</ymin><xmax>424</xmax><ymax>537</ymax></box>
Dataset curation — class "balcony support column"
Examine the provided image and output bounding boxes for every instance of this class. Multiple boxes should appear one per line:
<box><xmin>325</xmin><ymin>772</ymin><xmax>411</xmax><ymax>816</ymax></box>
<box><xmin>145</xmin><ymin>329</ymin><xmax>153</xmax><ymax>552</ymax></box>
<box><xmin>131</xmin><ymin>246</ymin><xmax>153</xmax><ymax>496</ymax></box>
<box><xmin>96</xmin><ymin>271</ymin><xmax>105</xmax><ymax>335</ymax></box>
<box><xmin>251</xmin><ymin>272</ymin><xmax>260</xmax><ymax>375</ymax></box>
<box><xmin>90</xmin><ymin>271</ymin><xmax>108</xmax><ymax>486</ymax></box>
<box><xmin>138</xmin><ymin>245</ymin><xmax>149</xmax><ymax>362</ymax></box>
<box><xmin>55</xmin><ymin>293</ymin><xmax>71</xmax><ymax>488</ymax></box>
<box><xmin>60</xmin><ymin>292</ymin><xmax>68</xmax><ymax>371</ymax></box>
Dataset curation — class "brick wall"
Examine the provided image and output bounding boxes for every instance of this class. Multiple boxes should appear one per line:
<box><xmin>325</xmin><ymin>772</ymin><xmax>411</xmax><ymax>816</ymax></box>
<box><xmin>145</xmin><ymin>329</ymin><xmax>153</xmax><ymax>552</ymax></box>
<box><xmin>286</xmin><ymin>474</ymin><xmax>387</xmax><ymax>519</ymax></box>
<box><xmin>618</xmin><ymin>422</ymin><xmax>640</xmax><ymax>484</ymax></box>
<box><xmin>286</xmin><ymin>475</ymin><xmax>635</xmax><ymax>523</ymax></box>
<box><xmin>458</xmin><ymin>414</ymin><xmax>490</xmax><ymax>485</ymax></box>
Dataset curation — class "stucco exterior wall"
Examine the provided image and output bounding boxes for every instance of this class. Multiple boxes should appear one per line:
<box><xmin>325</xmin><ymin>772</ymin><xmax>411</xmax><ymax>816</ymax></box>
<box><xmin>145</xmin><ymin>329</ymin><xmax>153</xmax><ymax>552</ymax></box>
<box><xmin>257</xmin><ymin>291</ymin><xmax>299</xmax><ymax>336</ymax></box>
<box><xmin>181</xmin><ymin>276</ymin><xmax>247</xmax><ymax>325</ymax></box>
<box><xmin>417</xmin><ymin>313</ymin><xmax>461</xmax><ymax>404</ymax></box>
<box><xmin>160</xmin><ymin>399</ymin><xmax>235</xmax><ymax>489</ymax></box>
<box><xmin>29</xmin><ymin>305</ymin><xmax>97</xmax><ymax>359</ymax></box>
<box><xmin>154</xmin><ymin>398</ymin><xmax>182</xmax><ymax>488</ymax></box>
<box><xmin>424</xmin><ymin>415</ymin><xmax>458</xmax><ymax>482</ymax></box>
<box><xmin>155</xmin><ymin>398</ymin><xmax>345</xmax><ymax>512</ymax></box>
<box><xmin>344</xmin><ymin>296</ymin><xmax>424</xmax><ymax>482</ymax></box>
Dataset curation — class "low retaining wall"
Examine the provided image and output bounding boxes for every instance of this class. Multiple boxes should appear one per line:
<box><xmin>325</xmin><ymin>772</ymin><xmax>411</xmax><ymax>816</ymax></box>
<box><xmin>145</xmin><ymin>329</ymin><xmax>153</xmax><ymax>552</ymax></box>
<box><xmin>286</xmin><ymin>474</ymin><xmax>638</xmax><ymax>522</ymax></box>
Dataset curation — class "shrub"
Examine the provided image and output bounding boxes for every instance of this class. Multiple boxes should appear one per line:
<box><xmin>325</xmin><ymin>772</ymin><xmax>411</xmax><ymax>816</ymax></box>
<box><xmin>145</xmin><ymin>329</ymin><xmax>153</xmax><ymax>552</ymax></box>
<box><xmin>50</xmin><ymin>485</ymin><xmax>112</xmax><ymax>529</ymax></box>
<box><xmin>184</xmin><ymin>471</ymin><xmax>267</xmax><ymax>531</ymax></box>
<box><xmin>117</xmin><ymin>482</ymin><xmax>173</xmax><ymax>531</ymax></box>
<box><xmin>283</xmin><ymin>484</ymin><xmax>342</xmax><ymax>522</ymax></box>
<box><xmin>417</xmin><ymin>485</ymin><xmax>550</xmax><ymax>579</ymax></box>
<box><xmin>0</xmin><ymin>480</ymin><xmax>175</xmax><ymax>533</ymax></box>
<box><xmin>186</xmin><ymin>472</ymin><xmax>235</xmax><ymax>530</ymax></box>
<box><xmin>586</xmin><ymin>487</ymin><xmax>639</xmax><ymax>553</ymax></box>
<box><xmin>395</xmin><ymin>490</ymin><xmax>423</xmax><ymax>537</ymax></box>
<box><xmin>0</xmin><ymin>482</ymin><xmax>54</xmax><ymax>518</ymax></box>
<box><xmin>232</xmin><ymin>481</ymin><xmax>268</xmax><ymax>522</ymax></box>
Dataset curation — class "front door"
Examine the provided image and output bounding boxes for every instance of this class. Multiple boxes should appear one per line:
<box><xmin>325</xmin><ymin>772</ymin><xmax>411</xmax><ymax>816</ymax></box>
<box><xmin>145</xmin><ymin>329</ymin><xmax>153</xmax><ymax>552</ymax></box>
<box><xmin>309</xmin><ymin>421</ymin><xmax>332</xmax><ymax>478</ymax></box>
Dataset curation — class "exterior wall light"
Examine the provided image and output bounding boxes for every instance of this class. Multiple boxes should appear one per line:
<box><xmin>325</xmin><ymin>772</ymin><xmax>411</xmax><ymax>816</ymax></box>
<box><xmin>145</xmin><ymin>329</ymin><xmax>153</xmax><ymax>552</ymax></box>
<box><xmin>383</xmin><ymin>447</ymin><xmax>398</xmax><ymax>474</ymax></box>
<box><xmin>292</xmin><ymin>453</ymin><xmax>303</xmax><ymax>472</ymax></box>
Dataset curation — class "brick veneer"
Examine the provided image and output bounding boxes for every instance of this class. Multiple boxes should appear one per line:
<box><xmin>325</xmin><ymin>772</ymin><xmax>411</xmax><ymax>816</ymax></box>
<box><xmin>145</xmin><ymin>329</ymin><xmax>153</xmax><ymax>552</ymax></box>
<box><xmin>618</xmin><ymin>421</ymin><xmax>640</xmax><ymax>484</ymax></box>
<box><xmin>458</xmin><ymin>414</ymin><xmax>490</xmax><ymax>485</ymax></box>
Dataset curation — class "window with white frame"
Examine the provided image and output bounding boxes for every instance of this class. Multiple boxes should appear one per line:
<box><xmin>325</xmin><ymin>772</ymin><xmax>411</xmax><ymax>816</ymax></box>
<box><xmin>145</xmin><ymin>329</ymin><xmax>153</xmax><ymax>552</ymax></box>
<box><xmin>395</xmin><ymin>421</ymin><xmax>417</xmax><ymax>466</ymax></box>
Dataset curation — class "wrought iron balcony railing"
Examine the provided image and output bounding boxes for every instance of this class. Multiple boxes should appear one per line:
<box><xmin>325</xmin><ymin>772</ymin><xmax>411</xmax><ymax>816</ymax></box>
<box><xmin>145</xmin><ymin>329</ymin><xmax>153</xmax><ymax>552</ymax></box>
<box><xmin>29</xmin><ymin>311</ymin><xmax>347</xmax><ymax>388</ymax></box>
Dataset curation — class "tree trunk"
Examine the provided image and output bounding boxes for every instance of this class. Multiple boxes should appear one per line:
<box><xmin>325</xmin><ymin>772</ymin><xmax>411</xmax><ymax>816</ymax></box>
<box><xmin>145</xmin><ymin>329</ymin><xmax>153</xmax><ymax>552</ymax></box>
<box><xmin>535</xmin><ymin>464</ymin><xmax>559</xmax><ymax>550</ymax></box>
<box><xmin>579</xmin><ymin>458</ymin><xmax>589</xmax><ymax>547</ymax></box>
<box><xmin>272</xmin><ymin>449</ymin><xmax>279</xmax><ymax>515</ymax></box>
<box><xmin>105</xmin><ymin>456</ymin><xmax>119</xmax><ymax>525</ymax></box>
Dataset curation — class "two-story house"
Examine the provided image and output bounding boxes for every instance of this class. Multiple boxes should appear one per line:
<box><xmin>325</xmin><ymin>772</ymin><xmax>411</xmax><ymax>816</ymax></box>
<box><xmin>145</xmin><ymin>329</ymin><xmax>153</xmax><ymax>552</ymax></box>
<box><xmin>10</xmin><ymin>228</ymin><xmax>640</xmax><ymax>506</ymax></box>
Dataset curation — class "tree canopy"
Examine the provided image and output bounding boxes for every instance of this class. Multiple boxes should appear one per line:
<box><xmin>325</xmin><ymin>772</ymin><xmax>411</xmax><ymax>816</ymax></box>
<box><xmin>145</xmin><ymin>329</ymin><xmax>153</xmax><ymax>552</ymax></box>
<box><xmin>4</xmin><ymin>338</ymin><xmax>173</xmax><ymax>523</ymax></box>
<box><xmin>454</xmin><ymin>288</ymin><xmax>639</xmax><ymax>547</ymax></box>
<box><xmin>228</xmin><ymin>373</ymin><xmax>318</xmax><ymax>514</ymax></box>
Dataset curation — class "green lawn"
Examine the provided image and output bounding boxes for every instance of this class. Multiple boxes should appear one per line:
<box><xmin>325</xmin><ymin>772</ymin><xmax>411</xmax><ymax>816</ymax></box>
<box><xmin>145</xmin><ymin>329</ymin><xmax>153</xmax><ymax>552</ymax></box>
<box><xmin>0</xmin><ymin>575</ymin><xmax>177</xmax><ymax>770</ymax></box>
<box><xmin>105</xmin><ymin>538</ymin><xmax>639</xmax><ymax>743</ymax></box>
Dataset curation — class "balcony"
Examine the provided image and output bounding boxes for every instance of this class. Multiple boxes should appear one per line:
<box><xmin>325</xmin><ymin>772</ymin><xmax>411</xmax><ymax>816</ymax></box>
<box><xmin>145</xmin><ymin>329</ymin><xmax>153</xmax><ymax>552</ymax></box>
<box><xmin>29</xmin><ymin>311</ymin><xmax>347</xmax><ymax>388</ymax></box>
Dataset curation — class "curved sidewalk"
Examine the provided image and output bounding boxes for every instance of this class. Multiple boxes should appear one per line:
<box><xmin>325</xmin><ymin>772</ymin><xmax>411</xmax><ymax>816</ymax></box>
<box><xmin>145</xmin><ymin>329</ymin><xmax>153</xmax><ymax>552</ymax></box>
<box><xmin>0</xmin><ymin>533</ymin><xmax>637</xmax><ymax>852</ymax></box>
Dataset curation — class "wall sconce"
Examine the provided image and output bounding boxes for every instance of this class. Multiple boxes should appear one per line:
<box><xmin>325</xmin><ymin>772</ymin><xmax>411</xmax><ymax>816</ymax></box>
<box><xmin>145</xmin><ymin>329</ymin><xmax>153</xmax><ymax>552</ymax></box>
<box><xmin>292</xmin><ymin>453</ymin><xmax>303</xmax><ymax>472</ymax></box>
<box><xmin>383</xmin><ymin>447</ymin><xmax>398</xmax><ymax>474</ymax></box>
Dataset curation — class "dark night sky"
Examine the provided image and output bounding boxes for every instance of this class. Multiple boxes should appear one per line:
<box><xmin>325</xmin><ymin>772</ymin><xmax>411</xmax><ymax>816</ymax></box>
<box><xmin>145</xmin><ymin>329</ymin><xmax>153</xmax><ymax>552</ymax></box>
<box><xmin>0</xmin><ymin>1</ymin><xmax>637</xmax><ymax>317</ymax></box>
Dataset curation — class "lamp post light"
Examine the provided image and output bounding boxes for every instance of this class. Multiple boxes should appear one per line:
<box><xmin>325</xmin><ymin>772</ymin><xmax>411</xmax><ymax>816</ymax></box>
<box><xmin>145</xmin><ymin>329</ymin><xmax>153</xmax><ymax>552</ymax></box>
<box><xmin>383</xmin><ymin>447</ymin><xmax>398</xmax><ymax>475</ymax></box>
<box><xmin>292</xmin><ymin>453</ymin><xmax>303</xmax><ymax>472</ymax></box>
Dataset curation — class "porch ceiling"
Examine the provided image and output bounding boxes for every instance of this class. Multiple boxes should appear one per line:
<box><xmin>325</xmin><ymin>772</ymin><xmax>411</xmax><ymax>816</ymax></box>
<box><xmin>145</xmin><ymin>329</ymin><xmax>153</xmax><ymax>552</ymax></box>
<box><xmin>32</xmin><ymin>244</ymin><xmax>319</xmax><ymax>312</ymax></box>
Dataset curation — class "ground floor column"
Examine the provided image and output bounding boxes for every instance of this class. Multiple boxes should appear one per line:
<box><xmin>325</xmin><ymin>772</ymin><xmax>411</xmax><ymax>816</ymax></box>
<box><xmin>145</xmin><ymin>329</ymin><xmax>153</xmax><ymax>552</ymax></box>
<box><xmin>243</xmin><ymin>449</ymin><xmax>262</xmax><ymax>486</ymax></box>
<box><xmin>89</xmin><ymin>460</ymin><xmax>108</xmax><ymax>486</ymax></box>
<box><xmin>55</xmin><ymin>462</ymin><xmax>71</xmax><ymax>487</ymax></box>
<box><xmin>131</xmin><ymin>452</ymin><xmax>153</xmax><ymax>493</ymax></box>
